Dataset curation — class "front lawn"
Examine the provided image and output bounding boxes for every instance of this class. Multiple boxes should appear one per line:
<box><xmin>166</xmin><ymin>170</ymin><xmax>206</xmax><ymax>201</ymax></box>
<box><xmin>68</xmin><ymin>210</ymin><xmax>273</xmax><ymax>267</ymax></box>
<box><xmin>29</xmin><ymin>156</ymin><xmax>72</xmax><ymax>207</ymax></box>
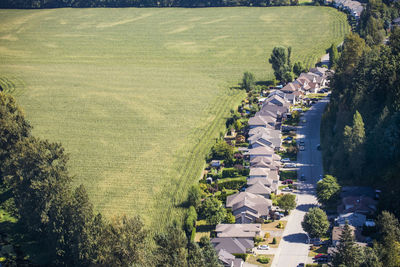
<box><xmin>279</xmin><ymin>170</ymin><xmax>297</xmax><ymax>181</ymax></box>
<box><xmin>194</xmin><ymin>220</ymin><xmax>213</xmax><ymax>242</ymax></box>
<box><xmin>308</xmin><ymin>245</ymin><xmax>328</xmax><ymax>257</ymax></box>
<box><xmin>247</xmin><ymin>254</ymin><xmax>274</xmax><ymax>267</ymax></box>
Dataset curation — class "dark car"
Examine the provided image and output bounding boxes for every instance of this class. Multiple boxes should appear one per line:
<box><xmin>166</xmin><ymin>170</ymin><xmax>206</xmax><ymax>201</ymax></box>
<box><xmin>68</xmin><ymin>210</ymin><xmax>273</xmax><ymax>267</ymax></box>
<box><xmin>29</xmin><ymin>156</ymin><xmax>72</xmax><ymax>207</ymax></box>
<box><xmin>282</xmin><ymin>179</ymin><xmax>293</xmax><ymax>185</ymax></box>
<box><xmin>300</xmin><ymin>174</ymin><xmax>306</xmax><ymax>181</ymax></box>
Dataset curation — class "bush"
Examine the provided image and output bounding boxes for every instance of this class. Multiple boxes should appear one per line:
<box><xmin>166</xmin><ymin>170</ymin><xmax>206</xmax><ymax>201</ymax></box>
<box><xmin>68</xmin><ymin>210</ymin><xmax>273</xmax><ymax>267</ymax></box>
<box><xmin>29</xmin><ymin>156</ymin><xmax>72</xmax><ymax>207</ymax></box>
<box><xmin>190</xmin><ymin>227</ymin><xmax>196</xmax><ymax>242</ymax></box>
<box><xmin>239</xmin><ymin>168</ymin><xmax>250</xmax><ymax>176</ymax></box>
<box><xmin>277</xmin><ymin>222</ymin><xmax>284</xmax><ymax>229</ymax></box>
<box><xmin>254</xmin><ymin>236</ymin><xmax>264</xmax><ymax>244</ymax></box>
<box><xmin>257</xmin><ymin>256</ymin><xmax>270</xmax><ymax>264</ymax></box>
<box><xmin>184</xmin><ymin>206</ymin><xmax>197</xmax><ymax>232</ymax></box>
<box><xmin>232</xmin><ymin>253</ymin><xmax>249</xmax><ymax>261</ymax></box>
<box><xmin>222</xmin><ymin>168</ymin><xmax>238</xmax><ymax>178</ymax></box>
<box><xmin>264</xmin><ymin>232</ymin><xmax>270</xmax><ymax>239</ymax></box>
<box><xmin>272</xmin><ymin>237</ymin><xmax>277</xmax><ymax>244</ymax></box>
<box><xmin>217</xmin><ymin>177</ymin><xmax>247</xmax><ymax>190</ymax></box>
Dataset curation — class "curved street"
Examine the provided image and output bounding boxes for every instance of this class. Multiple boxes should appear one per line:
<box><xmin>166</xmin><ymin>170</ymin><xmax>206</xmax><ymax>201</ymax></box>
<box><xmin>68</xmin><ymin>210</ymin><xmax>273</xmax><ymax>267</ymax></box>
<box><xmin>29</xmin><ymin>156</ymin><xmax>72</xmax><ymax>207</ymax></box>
<box><xmin>271</xmin><ymin>97</ymin><xmax>329</xmax><ymax>267</ymax></box>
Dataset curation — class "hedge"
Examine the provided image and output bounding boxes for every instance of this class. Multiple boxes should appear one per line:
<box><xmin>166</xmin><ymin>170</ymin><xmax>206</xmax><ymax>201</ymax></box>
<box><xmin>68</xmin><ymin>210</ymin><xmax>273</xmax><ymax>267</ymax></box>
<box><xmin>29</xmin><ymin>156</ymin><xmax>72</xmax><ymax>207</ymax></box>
<box><xmin>257</xmin><ymin>256</ymin><xmax>270</xmax><ymax>264</ymax></box>
<box><xmin>216</xmin><ymin>177</ymin><xmax>247</xmax><ymax>190</ymax></box>
<box><xmin>190</xmin><ymin>226</ymin><xmax>196</xmax><ymax>242</ymax></box>
<box><xmin>232</xmin><ymin>253</ymin><xmax>249</xmax><ymax>261</ymax></box>
<box><xmin>222</xmin><ymin>168</ymin><xmax>238</xmax><ymax>178</ymax></box>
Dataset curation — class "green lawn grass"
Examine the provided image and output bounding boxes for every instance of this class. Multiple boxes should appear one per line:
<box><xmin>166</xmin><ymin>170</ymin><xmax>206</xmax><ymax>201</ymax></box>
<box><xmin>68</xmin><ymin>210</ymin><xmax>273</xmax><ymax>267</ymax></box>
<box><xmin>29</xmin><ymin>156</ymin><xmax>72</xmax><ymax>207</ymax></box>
<box><xmin>0</xmin><ymin>7</ymin><xmax>349</xmax><ymax>228</ymax></box>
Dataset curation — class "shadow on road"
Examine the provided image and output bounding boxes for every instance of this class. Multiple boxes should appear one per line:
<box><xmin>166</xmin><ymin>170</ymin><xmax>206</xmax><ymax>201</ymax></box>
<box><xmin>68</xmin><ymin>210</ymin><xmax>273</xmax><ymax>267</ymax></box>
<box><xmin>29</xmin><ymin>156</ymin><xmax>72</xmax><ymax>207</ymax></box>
<box><xmin>296</xmin><ymin>203</ymin><xmax>317</xmax><ymax>212</ymax></box>
<box><xmin>282</xmin><ymin>233</ymin><xmax>308</xmax><ymax>243</ymax></box>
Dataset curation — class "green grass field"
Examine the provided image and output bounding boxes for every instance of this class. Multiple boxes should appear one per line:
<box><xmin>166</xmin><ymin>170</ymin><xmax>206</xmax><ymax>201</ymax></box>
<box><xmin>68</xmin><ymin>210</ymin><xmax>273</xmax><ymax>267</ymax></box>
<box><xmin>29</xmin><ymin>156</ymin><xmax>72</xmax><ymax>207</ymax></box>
<box><xmin>0</xmin><ymin>7</ymin><xmax>349</xmax><ymax>228</ymax></box>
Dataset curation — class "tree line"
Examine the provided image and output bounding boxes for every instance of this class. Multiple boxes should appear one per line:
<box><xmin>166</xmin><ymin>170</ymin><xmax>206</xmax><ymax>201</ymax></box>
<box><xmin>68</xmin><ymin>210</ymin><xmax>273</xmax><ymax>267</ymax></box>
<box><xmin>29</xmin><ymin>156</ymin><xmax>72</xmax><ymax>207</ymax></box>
<box><xmin>0</xmin><ymin>0</ymin><xmax>300</xmax><ymax>8</ymax></box>
<box><xmin>0</xmin><ymin>92</ymin><xmax>220</xmax><ymax>266</ymax></box>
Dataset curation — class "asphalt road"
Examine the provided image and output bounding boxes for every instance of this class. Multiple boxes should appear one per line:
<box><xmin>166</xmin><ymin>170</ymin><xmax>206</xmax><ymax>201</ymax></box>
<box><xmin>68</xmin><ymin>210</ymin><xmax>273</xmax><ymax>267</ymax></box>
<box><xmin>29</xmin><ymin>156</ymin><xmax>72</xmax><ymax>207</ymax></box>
<box><xmin>271</xmin><ymin>98</ymin><xmax>329</xmax><ymax>267</ymax></box>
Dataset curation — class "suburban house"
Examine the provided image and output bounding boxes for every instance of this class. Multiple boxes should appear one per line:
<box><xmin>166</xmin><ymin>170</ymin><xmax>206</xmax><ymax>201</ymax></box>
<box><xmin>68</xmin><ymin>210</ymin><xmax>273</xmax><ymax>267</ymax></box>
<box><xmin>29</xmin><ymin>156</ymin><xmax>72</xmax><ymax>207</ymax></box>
<box><xmin>248</xmin><ymin>127</ymin><xmax>282</xmax><ymax>141</ymax></box>
<box><xmin>248</xmin><ymin>131</ymin><xmax>281</xmax><ymax>151</ymax></box>
<box><xmin>215</xmin><ymin>224</ymin><xmax>262</xmax><ymax>238</ymax></box>
<box><xmin>265</xmin><ymin>95</ymin><xmax>291</xmax><ymax>108</ymax></box>
<box><xmin>338</xmin><ymin>196</ymin><xmax>377</xmax><ymax>215</ymax></box>
<box><xmin>249</xmin><ymin>168</ymin><xmax>270</xmax><ymax>179</ymax></box>
<box><xmin>250</xmin><ymin>156</ymin><xmax>281</xmax><ymax>170</ymax></box>
<box><xmin>281</xmin><ymin>82</ymin><xmax>301</xmax><ymax>94</ymax></box>
<box><xmin>247</xmin><ymin>177</ymin><xmax>278</xmax><ymax>194</ymax></box>
<box><xmin>309</xmin><ymin>67</ymin><xmax>329</xmax><ymax>77</ymax></box>
<box><xmin>259</xmin><ymin>102</ymin><xmax>289</xmax><ymax>118</ymax></box>
<box><xmin>245</xmin><ymin>146</ymin><xmax>278</xmax><ymax>160</ymax></box>
<box><xmin>226</xmin><ymin>192</ymin><xmax>273</xmax><ymax>223</ymax></box>
<box><xmin>248</xmin><ymin>115</ymin><xmax>276</xmax><ymax>129</ymax></box>
<box><xmin>211</xmin><ymin>237</ymin><xmax>254</xmax><ymax>254</ymax></box>
<box><xmin>217</xmin><ymin>249</ymin><xmax>243</xmax><ymax>267</ymax></box>
<box><xmin>335</xmin><ymin>212</ymin><xmax>366</xmax><ymax>227</ymax></box>
<box><xmin>245</xmin><ymin>181</ymin><xmax>272</xmax><ymax>198</ymax></box>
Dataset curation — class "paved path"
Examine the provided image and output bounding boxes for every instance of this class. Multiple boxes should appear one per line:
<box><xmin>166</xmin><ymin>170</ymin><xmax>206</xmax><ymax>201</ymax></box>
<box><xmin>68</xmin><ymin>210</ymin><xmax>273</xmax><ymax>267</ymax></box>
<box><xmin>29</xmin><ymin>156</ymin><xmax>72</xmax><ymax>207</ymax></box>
<box><xmin>271</xmin><ymin>98</ymin><xmax>329</xmax><ymax>267</ymax></box>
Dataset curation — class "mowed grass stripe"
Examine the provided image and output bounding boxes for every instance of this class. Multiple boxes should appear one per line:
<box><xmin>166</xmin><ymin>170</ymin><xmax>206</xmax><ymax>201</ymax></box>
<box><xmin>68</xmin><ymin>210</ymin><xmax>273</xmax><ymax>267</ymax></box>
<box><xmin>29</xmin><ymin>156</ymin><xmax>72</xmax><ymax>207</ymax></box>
<box><xmin>0</xmin><ymin>7</ymin><xmax>349</xmax><ymax>227</ymax></box>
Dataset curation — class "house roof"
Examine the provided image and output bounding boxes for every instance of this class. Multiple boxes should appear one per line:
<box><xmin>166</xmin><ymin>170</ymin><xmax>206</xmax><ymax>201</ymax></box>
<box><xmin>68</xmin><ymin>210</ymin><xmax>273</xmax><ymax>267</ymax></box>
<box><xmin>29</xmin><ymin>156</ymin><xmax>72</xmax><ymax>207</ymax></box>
<box><xmin>226</xmin><ymin>192</ymin><xmax>272</xmax><ymax>216</ymax></box>
<box><xmin>250</xmin><ymin>157</ymin><xmax>280</xmax><ymax>169</ymax></box>
<box><xmin>268</xmin><ymin>89</ymin><xmax>285</xmax><ymax>98</ymax></box>
<box><xmin>265</xmin><ymin>95</ymin><xmax>290</xmax><ymax>107</ymax></box>
<box><xmin>340</xmin><ymin>196</ymin><xmax>377</xmax><ymax>214</ymax></box>
<box><xmin>211</xmin><ymin>237</ymin><xmax>254</xmax><ymax>254</ymax></box>
<box><xmin>245</xmin><ymin>181</ymin><xmax>272</xmax><ymax>195</ymax></box>
<box><xmin>340</xmin><ymin>186</ymin><xmax>375</xmax><ymax>198</ymax></box>
<box><xmin>217</xmin><ymin>249</ymin><xmax>235</xmax><ymax>266</ymax></box>
<box><xmin>247</xmin><ymin>177</ymin><xmax>274</xmax><ymax>187</ymax></box>
<box><xmin>309</xmin><ymin>67</ymin><xmax>328</xmax><ymax>77</ymax></box>
<box><xmin>249</xmin><ymin>167</ymin><xmax>270</xmax><ymax>176</ymax></box>
<box><xmin>335</xmin><ymin>212</ymin><xmax>366</xmax><ymax>227</ymax></box>
<box><xmin>216</xmin><ymin>224</ymin><xmax>261</xmax><ymax>238</ymax></box>
<box><xmin>246</xmin><ymin>146</ymin><xmax>275</xmax><ymax>156</ymax></box>
<box><xmin>260</xmin><ymin>103</ymin><xmax>289</xmax><ymax>114</ymax></box>
<box><xmin>248</xmin><ymin>115</ymin><xmax>276</xmax><ymax>127</ymax></box>
<box><xmin>281</xmin><ymin>82</ymin><xmax>301</xmax><ymax>93</ymax></box>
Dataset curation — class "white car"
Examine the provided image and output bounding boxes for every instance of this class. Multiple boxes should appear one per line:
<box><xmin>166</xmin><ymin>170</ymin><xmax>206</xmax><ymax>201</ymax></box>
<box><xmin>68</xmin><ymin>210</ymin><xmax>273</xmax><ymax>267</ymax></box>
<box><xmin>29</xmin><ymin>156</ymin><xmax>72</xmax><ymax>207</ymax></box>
<box><xmin>299</xmin><ymin>146</ymin><xmax>305</xmax><ymax>151</ymax></box>
<box><xmin>258</xmin><ymin>245</ymin><xmax>270</xmax><ymax>250</ymax></box>
<box><xmin>284</xmin><ymin>163</ymin><xmax>297</xmax><ymax>168</ymax></box>
<box><xmin>281</xmin><ymin>158</ymin><xmax>291</xmax><ymax>163</ymax></box>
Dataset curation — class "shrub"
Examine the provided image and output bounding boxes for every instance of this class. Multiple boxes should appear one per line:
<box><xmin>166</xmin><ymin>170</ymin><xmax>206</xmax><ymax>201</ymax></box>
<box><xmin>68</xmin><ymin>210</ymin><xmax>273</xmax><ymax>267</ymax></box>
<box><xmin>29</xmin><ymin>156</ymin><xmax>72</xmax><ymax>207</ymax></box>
<box><xmin>272</xmin><ymin>237</ymin><xmax>277</xmax><ymax>244</ymax></box>
<box><xmin>257</xmin><ymin>256</ymin><xmax>270</xmax><ymax>264</ymax></box>
<box><xmin>232</xmin><ymin>253</ymin><xmax>249</xmax><ymax>261</ymax></box>
<box><xmin>264</xmin><ymin>232</ymin><xmax>270</xmax><ymax>239</ymax></box>
<box><xmin>190</xmin><ymin>227</ymin><xmax>196</xmax><ymax>242</ymax></box>
<box><xmin>277</xmin><ymin>222</ymin><xmax>284</xmax><ymax>229</ymax></box>
<box><xmin>217</xmin><ymin>177</ymin><xmax>246</xmax><ymax>190</ymax></box>
<box><xmin>254</xmin><ymin>236</ymin><xmax>264</xmax><ymax>244</ymax></box>
<box><xmin>184</xmin><ymin>206</ymin><xmax>197</xmax><ymax>232</ymax></box>
<box><xmin>222</xmin><ymin>168</ymin><xmax>238</xmax><ymax>178</ymax></box>
<box><xmin>239</xmin><ymin>168</ymin><xmax>250</xmax><ymax>176</ymax></box>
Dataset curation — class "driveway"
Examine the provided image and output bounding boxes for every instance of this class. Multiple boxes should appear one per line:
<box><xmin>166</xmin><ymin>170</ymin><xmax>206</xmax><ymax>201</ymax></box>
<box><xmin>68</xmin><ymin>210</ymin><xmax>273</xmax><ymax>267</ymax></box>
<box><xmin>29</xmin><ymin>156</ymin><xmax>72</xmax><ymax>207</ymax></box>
<box><xmin>271</xmin><ymin>98</ymin><xmax>329</xmax><ymax>267</ymax></box>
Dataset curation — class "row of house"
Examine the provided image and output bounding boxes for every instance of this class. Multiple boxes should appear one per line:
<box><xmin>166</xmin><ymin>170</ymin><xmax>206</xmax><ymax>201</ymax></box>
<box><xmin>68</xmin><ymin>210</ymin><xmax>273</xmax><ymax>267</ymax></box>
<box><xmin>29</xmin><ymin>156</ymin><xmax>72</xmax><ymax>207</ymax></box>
<box><xmin>211</xmin><ymin>67</ymin><xmax>332</xmax><ymax>266</ymax></box>
<box><xmin>211</xmin><ymin>80</ymin><xmax>297</xmax><ymax>267</ymax></box>
<box><xmin>332</xmin><ymin>0</ymin><xmax>364</xmax><ymax>20</ymax></box>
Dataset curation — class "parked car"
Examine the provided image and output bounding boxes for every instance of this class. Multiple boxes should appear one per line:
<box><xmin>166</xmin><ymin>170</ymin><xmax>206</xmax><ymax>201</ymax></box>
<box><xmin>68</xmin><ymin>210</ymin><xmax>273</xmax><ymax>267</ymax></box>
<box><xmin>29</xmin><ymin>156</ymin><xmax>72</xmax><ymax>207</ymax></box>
<box><xmin>282</xmin><ymin>179</ymin><xmax>293</xmax><ymax>185</ymax></box>
<box><xmin>316</xmin><ymin>144</ymin><xmax>321</xmax><ymax>150</ymax></box>
<box><xmin>282</xmin><ymin>187</ymin><xmax>292</xmax><ymax>192</ymax></box>
<box><xmin>283</xmin><ymin>136</ymin><xmax>293</xmax><ymax>141</ymax></box>
<box><xmin>258</xmin><ymin>245</ymin><xmax>270</xmax><ymax>250</ymax></box>
<box><xmin>284</xmin><ymin>163</ymin><xmax>297</xmax><ymax>168</ymax></box>
<box><xmin>314</xmin><ymin>254</ymin><xmax>328</xmax><ymax>259</ymax></box>
<box><xmin>300</xmin><ymin>174</ymin><xmax>306</xmax><ymax>181</ymax></box>
<box><xmin>281</xmin><ymin>158</ymin><xmax>291</xmax><ymax>163</ymax></box>
<box><xmin>299</xmin><ymin>146</ymin><xmax>305</xmax><ymax>151</ymax></box>
<box><xmin>299</xmin><ymin>140</ymin><xmax>305</xmax><ymax>145</ymax></box>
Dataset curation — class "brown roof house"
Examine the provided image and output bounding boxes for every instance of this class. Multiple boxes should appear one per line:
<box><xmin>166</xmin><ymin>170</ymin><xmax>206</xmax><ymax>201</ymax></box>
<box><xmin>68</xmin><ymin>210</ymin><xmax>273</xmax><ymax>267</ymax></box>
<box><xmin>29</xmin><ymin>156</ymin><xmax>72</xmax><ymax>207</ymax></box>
<box><xmin>245</xmin><ymin>181</ymin><xmax>272</xmax><ymax>198</ymax></box>
<box><xmin>216</xmin><ymin>224</ymin><xmax>262</xmax><ymax>238</ymax></box>
<box><xmin>248</xmin><ymin>115</ymin><xmax>277</xmax><ymax>129</ymax></box>
<box><xmin>211</xmin><ymin>237</ymin><xmax>254</xmax><ymax>254</ymax></box>
<box><xmin>226</xmin><ymin>192</ymin><xmax>273</xmax><ymax>223</ymax></box>
<box><xmin>338</xmin><ymin>196</ymin><xmax>377</xmax><ymax>215</ymax></box>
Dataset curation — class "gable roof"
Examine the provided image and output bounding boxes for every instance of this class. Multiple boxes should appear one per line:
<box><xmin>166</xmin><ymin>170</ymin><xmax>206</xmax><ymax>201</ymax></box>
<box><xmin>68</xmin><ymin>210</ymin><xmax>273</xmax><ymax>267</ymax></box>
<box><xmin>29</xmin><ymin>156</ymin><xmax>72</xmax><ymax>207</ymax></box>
<box><xmin>216</xmin><ymin>224</ymin><xmax>261</xmax><ymax>238</ymax></box>
<box><xmin>211</xmin><ymin>237</ymin><xmax>254</xmax><ymax>254</ymax></box>
<box><xmin>332</xmin><ymin>225</ymin><xmax>356</xmax><ymax>242</ymax></box>
<box><xmin>248</xmin><ymin>115</ymin><xmax>276</xmax><ymax>127</ymax></box>
<box><xmin>226</xmin><ymin>192</ymin><xmax>272</xmax><ymax>217</ymax></box>
<box><xmin>246</xmin><ymin>146</ymin><xmax>275</xmax><ymax>156</ymax></box>
<box><xmin>281</xmin><ymin>82</ymin><xmax>301</xmax><ymax>93</ymax></box>
<box><xmin>217</xmin><ymin>249</ymin><xmax>236</xmax><ymax>266</ymax></box>
<box><xmin>335</xmin><ymin>212</ymin><xmax>366</xmax><ymax>227</ymax></box>
<box><xmin>245</xmin><ymin>181</ymin><xmax>272</xmax><ymax>195</ymax></box>
<box><xmin>249</xmin><ymin>167</ymin><xmax>270</xmax><ymax>177</ymax></box>
<box><xmin>247</xmin><ymin>177</ymin><xmax>274</xmax><ymax>187</ymax></box>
